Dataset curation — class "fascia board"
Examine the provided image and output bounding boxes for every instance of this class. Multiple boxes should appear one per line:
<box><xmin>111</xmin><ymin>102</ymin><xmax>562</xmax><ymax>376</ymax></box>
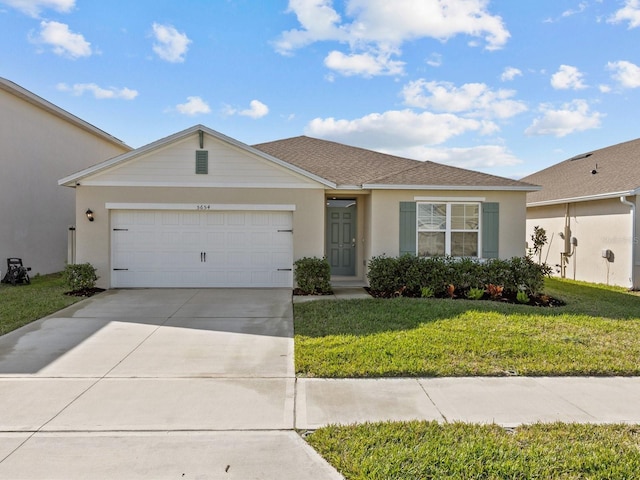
<box><xmin>527</xmin><ymin>189</ymin><xmax>638</xmax><ymax>207</ymax></box>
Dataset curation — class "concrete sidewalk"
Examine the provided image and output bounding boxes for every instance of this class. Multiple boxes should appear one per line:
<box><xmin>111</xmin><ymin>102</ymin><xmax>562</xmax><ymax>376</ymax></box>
<box><xmin>296</xmin><ymin>376</ymin><xmax>640</xmax><ymax>430</ymax></box>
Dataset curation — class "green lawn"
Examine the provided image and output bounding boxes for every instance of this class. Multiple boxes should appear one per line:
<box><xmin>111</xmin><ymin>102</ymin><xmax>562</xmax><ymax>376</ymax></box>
<box><xmin>294</xmin><ymin>278</ymin><xmax>640</xmax><ymax>377</ymax></box>
<box><xmin>306</xmin><ymin>421</ymin><xmax>640</xmax><ymax>480</ymax></box>
<box><xmin>0</xmin><ymin>273</ymin><xmax>84</xmax><ymax>335</ymax></box>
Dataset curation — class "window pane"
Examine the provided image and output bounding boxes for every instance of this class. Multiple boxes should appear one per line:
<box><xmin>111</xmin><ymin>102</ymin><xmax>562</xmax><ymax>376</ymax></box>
<box><xmin>418</xmin><ymin>203</ymin><xmax>446</xmax><ymax>230</ymax></box>
<box><xmin>451</xmin><ymin>204</ymin><xmax>479</xmax><ymax>230</ymax></box>
<box><xmin>418</xmin><ymin>232</ymin><xmax>445</xmax><ymax>257</ymax></box>
<box><xmin>451</xmin><ymin>232</ymin><xmax>478</xmax><ymax>257</ymax></box>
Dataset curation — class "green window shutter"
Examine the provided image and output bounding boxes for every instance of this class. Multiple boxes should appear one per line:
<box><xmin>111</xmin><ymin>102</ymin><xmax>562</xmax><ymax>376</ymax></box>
<box><xmin>482</xmin><ymin>202</ymin><xmax>499</xmax><ymax>259</ymax></box>
<box><xmin>195</xmin><ymin>150</ymin><xmax>208</xmax><ymax>174</ymax></box>
<box><xmin>399</xmin><ymin>202</ymin><xmax>417</xmax><ymax>256</ymax></box>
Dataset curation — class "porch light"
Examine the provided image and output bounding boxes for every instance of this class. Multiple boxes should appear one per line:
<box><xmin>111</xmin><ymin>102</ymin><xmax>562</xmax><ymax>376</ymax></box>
<box><xmin>86</xmin><ymin>209</ymin><xmax>94</xmax><ymax>222</ymax></box>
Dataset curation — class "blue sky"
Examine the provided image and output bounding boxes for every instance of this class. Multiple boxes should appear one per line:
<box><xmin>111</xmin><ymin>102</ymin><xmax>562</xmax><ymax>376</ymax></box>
<box><xmin>2</xmin><ymin>0</ymin><xmax>640</xmax><ymax>178</ymax></box>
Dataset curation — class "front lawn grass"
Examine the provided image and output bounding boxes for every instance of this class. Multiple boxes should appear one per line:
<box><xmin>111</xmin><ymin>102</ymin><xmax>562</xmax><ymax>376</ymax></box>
<box><xmin>306</xmin><ymin>421</ymin><xmax>640</xmax><ymax>480</ymax></box>
<box><xmin>0</xmin><ymin>273</ymin><xmax>83</xmax><ymax>335</ymax></box>
<box><xmin>294</xmin><ymin>278</ymin><xmax>640</xmax><ymax>377</ymax></box>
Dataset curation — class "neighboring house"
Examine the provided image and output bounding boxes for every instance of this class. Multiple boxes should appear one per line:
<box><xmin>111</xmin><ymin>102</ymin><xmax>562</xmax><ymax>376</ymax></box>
<box><xmin>523</xmin><ymin>138</ymin><xmax>640</xmax><ymax>289</ymax></box>
<box><xmin>59</xmin><ymin>125</ymin><xmax>538</xmax><ymax>289</ymax></box>
<box><xmin>0</xmin><ymin>77</ymin><xmax>131</xmax><ymax>276</ymax></box>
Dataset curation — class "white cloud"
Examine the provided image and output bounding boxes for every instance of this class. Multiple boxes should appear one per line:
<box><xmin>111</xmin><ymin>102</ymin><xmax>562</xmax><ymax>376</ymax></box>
<box><xmin>240</xmin><ymin>100</ymin><xmax>269</xmax><ymax>119</ymax></box>
<box><xmin>426</xmin><ymin>53</ymin><xmax>442</xmax><ymax>67</ymax></box>
<box><xmin>305</xmin><ymin>109</ymin><xmax>490</xmax><ymax>149</ymax></box>
<box><xmin>561</xmin><ymin>1</ymin><xmax>587</xmax><ymax>18</ymax></box>
<box><xmin>57</xmin><ymin>82</ymin><xmax>138</xmax><ymax>100</ymax></box>
<box><xmin>176</xmin><ymin>96</ymin><xmax>211</xmax><ymax>116</ymax></box>
<box><xmin>607</xmin><ymin>60</ymin><xmax>640</xmax><ymax>88</ymax></box>
<box><xmin>324</xmin><ymin>48</ymin><xmax>404</xmax><ymax>77</ymax></box>
<box><xmin>599</xmin><ymin>84</ymin><xmax>612</xmax><ymax>93</ymax></box>
<box><xmin>401</xmin><ymin>80</ymin><xmax>527</xmax><ymax>119</ymax></box>
<box><xmin>0</xmin><ymin>0</ymin><xmax>74</xmax><ymax>17</ymax></box>
<box><xmin>35</xmin><ymin>20</ymin><xmax>91</xmax><ymax>58</ymax></box>
<box><xmin>500</xmin><ymin>67</ymin><xmax>522</xmax><ymax>81</ymax></box>
<box><xmin>391</xmin><ymin>144</ymin><xmax>522</xmax><ymax>170</ymax></box>
<box><xmin>608</xmin><ymin>0</ymin><xmax>640</xmax><ymax>28</ymax></box>
<box><xmin>275</xmin><ymin>0</ymin><xmax>510</xmax><ymax>77</ymax></box>
<box><xmin>274</xmin><ymin>0</ymin><xmax>347</xmax><ymax>54</ymax></box>
<box><xmin>152</xmin><ymin>23</ymin><xmax>191</xmax><ymax>63</ymax></box>
<box><xmin>525</xmin><ymin>100</ymin><xmax>603</xmax><ymax>137</ymax></box>
<box><xmin>342</xmin><ymin>0</ymin><xmax>510</xmax><ymax>50</ymax></box>
<box><xmin>550</xmin><ymin>65</ymin><xmax>587</xmax><ymax>90</ymax></box>
<box><xmin>223</xmin><ymin>100</ymin><xmax>270</xmax><ymax>119</ymax></box>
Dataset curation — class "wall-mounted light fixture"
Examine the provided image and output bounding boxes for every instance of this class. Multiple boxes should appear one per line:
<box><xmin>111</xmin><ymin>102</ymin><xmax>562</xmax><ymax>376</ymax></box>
<box><xmin>85</xmin><ymin>209</ymin><xmax>94</xmax><ymax>222</ymax></box>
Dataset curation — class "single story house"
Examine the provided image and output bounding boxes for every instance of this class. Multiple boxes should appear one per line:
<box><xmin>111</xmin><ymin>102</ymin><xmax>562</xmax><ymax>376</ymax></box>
<box><xmin>59</xmin><ymin>125</ymin><xmax>538</xmax><ymax>289</ymax></box>
<box><xmin>0</xmin><ymin>77</ymin><xmax>131</xmax><ymax>275</ymax></box>
<box><xmin>523</xmin><ymin>137</ymin><xmax>640</xmax><ymax>289</ymax></box>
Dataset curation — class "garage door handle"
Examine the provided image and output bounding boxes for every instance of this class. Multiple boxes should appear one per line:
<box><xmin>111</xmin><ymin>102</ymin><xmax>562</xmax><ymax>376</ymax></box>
<box><xmin>278</xmin><ymin>229</ymin><xmax>293</xmax><ymax>233</ymax></box>
<box><xmin>277</xmin><ymin>268</ymin><xmax>292</xmax><ymax>271</ymax></box>
<box><xmin>113</xmin><ymin>268</ymin><xmax>129</xmax><ymax>271</ymax></box>
<box><xmin>204</xmin><ymin>252</ymin><xmax>207</xmax><ymax>262</ymax></box>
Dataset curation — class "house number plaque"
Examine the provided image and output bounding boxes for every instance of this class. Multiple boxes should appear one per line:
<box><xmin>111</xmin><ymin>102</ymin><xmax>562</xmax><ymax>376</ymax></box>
<box><xmin>196</xmin><ymin>205</ymin><xmax>212</xmax><ymax>210</ymax></box>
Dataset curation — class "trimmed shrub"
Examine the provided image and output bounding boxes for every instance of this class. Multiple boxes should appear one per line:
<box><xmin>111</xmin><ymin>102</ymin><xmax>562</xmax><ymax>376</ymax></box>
<box><xmin>63</xmin><ymin>263</ymin><xmax>98</xmax><ymax>291</ymax></box>
<box><xmin>367</xmin><ymin>255</ymin><xmax>551</xmax><ymax>299</ymax></box>
<box><xmin>294</xmin><ymin>257</ymin><xmax>332</xmax><ymax>295</ymax></box>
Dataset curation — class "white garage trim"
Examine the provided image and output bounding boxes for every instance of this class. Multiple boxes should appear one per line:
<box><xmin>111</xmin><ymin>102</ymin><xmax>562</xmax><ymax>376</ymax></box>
<box><xmin>110</xmin><ymin>209</ymin><xmax>293</xmax><ymax>288</ymax></box>
<box><xmin>106</xmin><ymin>203</ymin><xmax>296</xmax><ymax>211</ymax></box>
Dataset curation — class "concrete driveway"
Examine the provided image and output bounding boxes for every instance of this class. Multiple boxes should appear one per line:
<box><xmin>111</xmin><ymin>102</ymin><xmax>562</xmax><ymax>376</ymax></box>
<box><xmin>0</xmin><ymin>289</ymin><xmax>342</xmax><ymax>479</ymax></box>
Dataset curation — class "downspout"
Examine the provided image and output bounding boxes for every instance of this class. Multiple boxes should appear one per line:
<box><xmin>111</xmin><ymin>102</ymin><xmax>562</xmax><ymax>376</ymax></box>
<box><xmin>620</xmin><ymin>196</ymin><xmax>636</xmax><ymax>289</ymax></box>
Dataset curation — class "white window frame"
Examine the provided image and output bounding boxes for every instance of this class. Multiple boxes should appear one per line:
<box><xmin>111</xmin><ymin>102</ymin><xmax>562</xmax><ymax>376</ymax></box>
<box><xmin>416</xmin><ymin>202</ymin><xmax>481</xmax><ymax>257</ymax></box>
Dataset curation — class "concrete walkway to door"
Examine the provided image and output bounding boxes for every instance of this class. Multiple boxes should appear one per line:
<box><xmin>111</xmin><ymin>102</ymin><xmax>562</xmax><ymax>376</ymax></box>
<box><xmin>0</xmin><ymin>289</ymin><xmax>342</xmax><ymax>479</ymax></box>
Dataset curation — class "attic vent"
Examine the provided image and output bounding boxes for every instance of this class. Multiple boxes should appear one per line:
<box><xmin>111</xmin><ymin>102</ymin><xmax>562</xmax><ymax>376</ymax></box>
<box><xmin>569</xmin><ymin>152</ymin><xmax>593</xmax><ymax>161</ymax></box>
<box><xmin>195</xmin><ymin>150</ymin><xmax>208</xmax><ymax>174</ymax></box>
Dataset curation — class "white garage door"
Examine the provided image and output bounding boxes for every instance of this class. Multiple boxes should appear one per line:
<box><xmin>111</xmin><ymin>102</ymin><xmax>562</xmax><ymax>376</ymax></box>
<box><xmin>111</xmin><ymin>210</ymin><xmax>293</xmax><ymax>288</ymax></box>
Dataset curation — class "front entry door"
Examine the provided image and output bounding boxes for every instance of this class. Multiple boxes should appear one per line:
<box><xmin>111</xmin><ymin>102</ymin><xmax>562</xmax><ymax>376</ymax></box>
<box><xmin>326</xmin><ymin>200</ymin><xmax>356</xmax><ymax>276</ymax></box>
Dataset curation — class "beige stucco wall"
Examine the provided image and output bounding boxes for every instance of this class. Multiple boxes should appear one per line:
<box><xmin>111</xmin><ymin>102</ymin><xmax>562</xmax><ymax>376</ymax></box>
<box><xmin>368</xmin><ymin>190</ymin><xmax>528</xmax><ymax>261</ymax></box>
<box><xmin>0</xmin><ymin>87</ymin><xmax>128</xmax><ymax>275</ymax></box>
<box><xmin>74</xmin><ymin>186</ymin><xmax>325</xmax><ymax>288</ymax></box>
<box><xmin>526</xmin><ymin>197</ymin><xmax>638</xmax><ymax>288</ymax></box>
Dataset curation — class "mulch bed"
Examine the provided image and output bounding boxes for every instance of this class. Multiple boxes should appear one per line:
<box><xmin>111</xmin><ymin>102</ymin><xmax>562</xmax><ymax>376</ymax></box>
<box><xmin>293</xmin><ymin>288</ymin><xmax>334</xmax><ymax>296</ymax></box>
<box><xmin>366</xmin><ymin>288</ymin><xmax>565</xmax><ymax>307</ymax></box>
<box><xmin>64</xmin><ymin>287</ymin><xmax>106</xmax><ymax>297</ymax></box>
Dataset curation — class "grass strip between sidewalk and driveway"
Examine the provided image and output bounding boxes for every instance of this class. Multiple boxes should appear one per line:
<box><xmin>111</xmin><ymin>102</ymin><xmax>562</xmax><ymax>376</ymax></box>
<box><xmin>0</xmin><ymin>272</ymin><xmax>84</xmax><ymax>336</ymax></box>
<box><xmin>306</xmin><ymin>421</ymin><xmax>640</xmax><ymax>480</ymax></box>
<box><xmin>294</xmin><ymin>278</ymin><xmax>640</xmax><ymax>377</ymax></box>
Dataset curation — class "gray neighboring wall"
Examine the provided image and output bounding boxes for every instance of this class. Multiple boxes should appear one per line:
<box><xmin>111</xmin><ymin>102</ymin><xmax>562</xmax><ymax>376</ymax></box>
<box><xmin>0</xmin><ymin>78</ymin><xmax>130</xmax><ymax>276</ymax></box>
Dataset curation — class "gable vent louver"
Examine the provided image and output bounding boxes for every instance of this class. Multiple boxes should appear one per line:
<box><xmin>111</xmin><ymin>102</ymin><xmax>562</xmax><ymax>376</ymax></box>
<box><xmin>195</xmin><ymin>150</ymin><xmax>208</xmax><ymax>174</ymax></box>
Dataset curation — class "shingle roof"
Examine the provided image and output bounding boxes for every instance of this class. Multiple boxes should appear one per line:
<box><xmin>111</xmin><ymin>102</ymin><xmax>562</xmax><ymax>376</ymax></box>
<box><xmin>253</xmin><ymin>135</ymin><xmax>536</xmax><ymax>190</ymax></box>
<box><xmin>523</xmin><ymin>137</ymin><xmax>640</xmax><ymax>205</ymax></box>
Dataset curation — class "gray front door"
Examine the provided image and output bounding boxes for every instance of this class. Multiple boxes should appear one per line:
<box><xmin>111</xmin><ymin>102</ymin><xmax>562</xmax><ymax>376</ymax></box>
<box><xmin>326</xmin><ymin>200</ymin><xmax>356</xmax><ymax>276</ymax></box>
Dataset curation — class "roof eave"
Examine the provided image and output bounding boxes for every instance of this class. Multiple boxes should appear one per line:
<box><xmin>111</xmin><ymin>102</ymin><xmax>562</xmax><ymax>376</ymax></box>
<box><xmin>527</xmin><ymin>189</ymin><xmax>639</xmax><ymax>207</ymax></box>
<box><xmin>363</xmin><ymin>184</ymin><xmax>541</xmax><ymax>192</ymax></box>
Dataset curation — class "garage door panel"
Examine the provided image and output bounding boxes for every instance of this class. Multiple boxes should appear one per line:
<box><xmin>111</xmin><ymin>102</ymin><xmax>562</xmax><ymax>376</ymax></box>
<box><xmin>111</xmin><ymin>210</ymin><xmax>293</xmax><ymax>288</ymax></box>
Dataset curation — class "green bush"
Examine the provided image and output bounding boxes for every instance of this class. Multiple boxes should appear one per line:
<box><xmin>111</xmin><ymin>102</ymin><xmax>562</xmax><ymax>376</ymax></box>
<box><xmin>367</xmin><ymin>255</ymin><xmax>551</xmax><ymax>298</ymax></box>
<box><xmin>294</xmin><ymin>257</ymin><xmax>332</xmax><ymax>295</ymax></box>
<box><xmin>517</xmin><ymin>290</ymin><xmax>530</xmax><ymax>304</ymax></box>
<box><xmin>63</xmin><ymin>263</ymin><xmax>98</xmax><ymax>291</ymax></box>
<box><xmin>467</xmin><ymin>287</ymin><xmax>485</xmax><ymax>300</ymax></box>
<box><xmin>367</xmin><ymin>255</ymin><xmax>405</xmax><ymax>294</ymax></box>
<box><xmin>420</xmin><ymin>286</ymin><xmax>435</xmax><ymax>298</ymax></box>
